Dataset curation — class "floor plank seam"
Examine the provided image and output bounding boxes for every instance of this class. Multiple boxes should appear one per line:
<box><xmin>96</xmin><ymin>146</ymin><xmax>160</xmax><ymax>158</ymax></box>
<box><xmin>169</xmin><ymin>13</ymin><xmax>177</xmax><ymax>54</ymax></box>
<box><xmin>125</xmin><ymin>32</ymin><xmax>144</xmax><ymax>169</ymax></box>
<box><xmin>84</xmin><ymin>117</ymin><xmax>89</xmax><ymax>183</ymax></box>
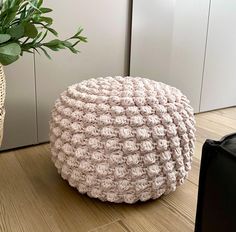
<box><xmin>88</xmin><ymin>219</ymin><xmax>122</xmax><ymax>232</ymax></box>
<box><xmin>160</xmin><ymin>198</ymin><xmax>195</xmax><ymax>226</ymax></box>
<box><xmin>186</xmin><ymin>179</ymin><xmax>198</xmax><ymax>187</ymax></box>
<box><xmin>117</xmin><ymin>220</ymin><xmax>133</xmax><ymax>232</ymax></box>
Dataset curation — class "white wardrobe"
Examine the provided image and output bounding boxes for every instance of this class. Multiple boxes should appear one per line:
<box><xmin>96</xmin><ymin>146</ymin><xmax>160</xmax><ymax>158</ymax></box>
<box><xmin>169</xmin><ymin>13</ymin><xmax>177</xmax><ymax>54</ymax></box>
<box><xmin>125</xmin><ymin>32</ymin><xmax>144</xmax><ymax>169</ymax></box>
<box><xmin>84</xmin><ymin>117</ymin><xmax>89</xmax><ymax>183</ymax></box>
<box><xmin>1</xmin><ymin>0</ymin><xmax>236</xmax><ymax>150</ymax></box>
<box><xmin>131</xmin><ymin>0</ymin><xmax>236</xmax><ymax>113</ymax></box>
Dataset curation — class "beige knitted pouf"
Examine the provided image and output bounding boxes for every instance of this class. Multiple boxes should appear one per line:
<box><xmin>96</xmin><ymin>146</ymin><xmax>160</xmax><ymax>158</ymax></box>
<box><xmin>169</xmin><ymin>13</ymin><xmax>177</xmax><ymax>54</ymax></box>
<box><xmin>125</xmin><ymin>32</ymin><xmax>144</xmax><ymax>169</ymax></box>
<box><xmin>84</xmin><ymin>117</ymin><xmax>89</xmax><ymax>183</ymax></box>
<box><xmin>50</xmin><ymin>76</ymin><xmax>196</xmax><ymax>203</ymax></box>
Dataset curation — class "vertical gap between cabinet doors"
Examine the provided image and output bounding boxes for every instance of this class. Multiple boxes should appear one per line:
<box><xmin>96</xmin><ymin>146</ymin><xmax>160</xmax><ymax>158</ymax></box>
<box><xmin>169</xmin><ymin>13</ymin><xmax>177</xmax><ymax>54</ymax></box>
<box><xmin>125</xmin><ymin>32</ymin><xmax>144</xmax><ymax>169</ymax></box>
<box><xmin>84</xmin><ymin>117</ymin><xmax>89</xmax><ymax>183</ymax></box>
<box><xmin>126</xmin><ymin>0</ymin><xmax>133</xmax><ymax>76</ymax></box>
<box><xmin>199</xmin><ymin>0</ymin><xmax>212</xmax><ymax>112</ymax></box>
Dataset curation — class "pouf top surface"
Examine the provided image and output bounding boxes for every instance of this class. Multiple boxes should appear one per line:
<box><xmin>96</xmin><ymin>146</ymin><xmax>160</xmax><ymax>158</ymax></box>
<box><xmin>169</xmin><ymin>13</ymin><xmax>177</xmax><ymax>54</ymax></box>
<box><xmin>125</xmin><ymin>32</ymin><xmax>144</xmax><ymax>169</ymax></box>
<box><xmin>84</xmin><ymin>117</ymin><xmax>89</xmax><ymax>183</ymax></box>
<box><xmin>66</xmin><ymin>76</ymin><xmax>183</xmax><ymax>106</ymax></box>
<box><xmin>50</xmin><ymin>76</ymin><xmax>196</xmax><ymax>204</ymax></box>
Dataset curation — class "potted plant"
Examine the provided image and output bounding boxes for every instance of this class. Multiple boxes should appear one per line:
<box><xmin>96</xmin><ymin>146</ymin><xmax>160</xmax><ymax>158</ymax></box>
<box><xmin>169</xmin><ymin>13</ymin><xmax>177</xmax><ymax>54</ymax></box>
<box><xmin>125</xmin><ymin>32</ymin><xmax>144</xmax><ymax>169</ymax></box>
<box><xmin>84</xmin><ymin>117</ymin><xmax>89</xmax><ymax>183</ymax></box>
<box><xmin>0</xmin><ymin>0</ymin><xmax>87</xmax><ymax>144</ymax></box>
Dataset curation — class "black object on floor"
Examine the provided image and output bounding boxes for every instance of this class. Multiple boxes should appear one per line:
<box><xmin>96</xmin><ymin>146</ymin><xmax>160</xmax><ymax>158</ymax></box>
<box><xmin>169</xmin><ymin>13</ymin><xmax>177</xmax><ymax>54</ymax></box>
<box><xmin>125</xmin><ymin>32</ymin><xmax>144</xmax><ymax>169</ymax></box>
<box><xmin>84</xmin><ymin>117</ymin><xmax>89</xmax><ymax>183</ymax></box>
<box><xmin>195</xmin><ymin>133</ymin><xmax>236</xmax><ymax>232</ymax></box>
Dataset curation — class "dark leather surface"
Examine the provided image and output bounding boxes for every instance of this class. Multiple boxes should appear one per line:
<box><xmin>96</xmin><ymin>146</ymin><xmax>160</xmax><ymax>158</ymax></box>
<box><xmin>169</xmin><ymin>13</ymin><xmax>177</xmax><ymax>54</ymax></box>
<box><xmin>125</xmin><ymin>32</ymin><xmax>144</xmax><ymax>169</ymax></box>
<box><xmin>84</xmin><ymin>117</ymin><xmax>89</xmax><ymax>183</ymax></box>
<box><xmin>195</xmin><ymin>133</ymin><xmax>236</xmax><ymax>232</ymax></box>
<box><xmin>221</xmin><ymin>133</ymin><xmax>236</xmax><ymax>156</ymax></box>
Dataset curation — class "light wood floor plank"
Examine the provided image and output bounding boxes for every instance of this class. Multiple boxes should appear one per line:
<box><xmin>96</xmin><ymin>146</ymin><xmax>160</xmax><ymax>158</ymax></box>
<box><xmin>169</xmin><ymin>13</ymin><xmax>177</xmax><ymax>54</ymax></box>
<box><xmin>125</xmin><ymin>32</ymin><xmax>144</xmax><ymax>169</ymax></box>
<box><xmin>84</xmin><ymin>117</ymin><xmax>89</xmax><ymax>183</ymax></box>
<box><xmin>215</xmin><ymin>107</ymin><xmax>236</xmax><ymax>120</ymax></box>
<box><xmin>161</xmin><ymin>181</ymin><xmax>198</xmax><ymax>224</ymax></box>
<box><xmin>89</xmin><ymin>220</ymin><xmax>129</xmax><ymax>232</ymax></box>
<box><xmin>0</xmin><ymin>151</ymin><xmax>53</xmax><ymax>232</ymax></box>
<box><xmin>113</xmin><ymin>199</ymin><xmax>193</xmax><ymax>232</ymax></box>
<box><xmin>195</xmin><ymin>116</ymin><xmax>235</xmax><ymax>137</ymax></box>
<box><xmin>15</xmin><ymin>145</ymin><xmax>122</xmax><ymax>232</ymax></box>
<box><xmin>187</xmin><ymin>158</ymin><xmax>200</xmax><ymax>186</ymax></box>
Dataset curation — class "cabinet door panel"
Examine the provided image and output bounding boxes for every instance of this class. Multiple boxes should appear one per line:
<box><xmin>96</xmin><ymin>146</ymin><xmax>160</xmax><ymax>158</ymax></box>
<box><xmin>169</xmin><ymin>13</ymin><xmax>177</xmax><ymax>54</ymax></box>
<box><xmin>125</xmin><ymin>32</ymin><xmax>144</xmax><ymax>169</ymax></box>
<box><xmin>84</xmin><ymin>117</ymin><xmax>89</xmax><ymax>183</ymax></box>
<box><xmin>131</xmin><ymin>0</ymin><xmax>174</xmax><ymax>82</ymax></box>
<box><xmin>200</xmin><ymin>0</ymin><xmax>236</xmax><ymax>111</ymax></box>
<box><xmin>131</xmin><ymin>0</ymin><xmax>210</xmax><ymax>112</ymax></box>
<box><xmin>1</xmin><ymin>55</ymin><xmax>37</xmax><ymax>150</ymax></box>
<box><xmin>36</xmin><ymin>0</ymin><xmax>130</xmax><ymax>142</ymax></box>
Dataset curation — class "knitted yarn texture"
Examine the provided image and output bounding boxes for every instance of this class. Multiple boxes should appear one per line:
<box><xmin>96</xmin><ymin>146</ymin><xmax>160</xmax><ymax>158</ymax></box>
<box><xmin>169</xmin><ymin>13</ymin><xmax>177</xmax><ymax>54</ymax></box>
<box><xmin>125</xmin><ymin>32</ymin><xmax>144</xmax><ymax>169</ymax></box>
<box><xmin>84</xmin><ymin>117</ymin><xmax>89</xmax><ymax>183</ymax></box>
<box><xmin>50</xmin><ymin>76</ymin><xmax>196</xmax><ymax>203</ymax></box>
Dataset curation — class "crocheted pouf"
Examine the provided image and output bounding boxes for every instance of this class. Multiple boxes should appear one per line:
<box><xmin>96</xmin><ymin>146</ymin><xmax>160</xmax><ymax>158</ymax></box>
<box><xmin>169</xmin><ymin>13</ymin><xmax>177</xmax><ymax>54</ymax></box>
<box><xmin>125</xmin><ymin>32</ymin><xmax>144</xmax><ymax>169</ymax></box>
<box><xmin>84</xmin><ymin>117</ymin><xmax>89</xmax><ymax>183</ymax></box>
<box><xmin>49</xmin><ymin>76</ymin><xmax>196</xmax><ymax>203</ymax></box>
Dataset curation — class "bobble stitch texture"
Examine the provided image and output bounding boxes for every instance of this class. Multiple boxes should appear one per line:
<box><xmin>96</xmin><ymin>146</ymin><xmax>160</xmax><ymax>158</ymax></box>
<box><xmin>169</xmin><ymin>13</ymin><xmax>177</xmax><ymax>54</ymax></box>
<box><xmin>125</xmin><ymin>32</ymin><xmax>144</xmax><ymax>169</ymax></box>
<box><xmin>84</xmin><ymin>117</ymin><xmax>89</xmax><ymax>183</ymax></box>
<box><xmin>50</xmin><ymin>76</ymin><xmax>196</xmax><ymax>203</ymax></box>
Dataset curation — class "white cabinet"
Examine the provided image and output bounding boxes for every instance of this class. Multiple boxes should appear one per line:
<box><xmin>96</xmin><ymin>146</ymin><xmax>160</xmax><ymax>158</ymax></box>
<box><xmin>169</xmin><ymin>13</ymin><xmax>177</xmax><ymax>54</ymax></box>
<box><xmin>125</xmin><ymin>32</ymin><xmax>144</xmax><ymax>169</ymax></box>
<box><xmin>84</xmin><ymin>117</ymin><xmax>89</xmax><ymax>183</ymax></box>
<box><xmin>130</xmin><ymin>0</ymin><xmax>175</xmax><ymax>82</ymax></box>
<box><xmin>200</xmin><ymin>0</ymin><xmax>236</xmax><ymax>111</ymax></box>
<box><xmin>131</xmin><ymin>0</ymin><xmax>236</xmax><ymax>112</ymax></box>
<box><xmin>169</xmin><ymin>0</ymin><xmax>210</xmax><ymax>112</ymax></box>
<box><xmin>35</xmin><ymin>0</ymin><xmax>130</xmax><ymax>142</ymax></box>
<box><xmin>1</xmin><ymin>0</ymin><xmax>236</xmax><ymax>150</ymax></box>
<box><xmin>1</xmin><ymin>55</ymin><xmax>37</xmax><ymax>150</ymax></box>
<box><xmin>0</xmin><ymin>0</ymin><xmax>130</xmax><ymax>149</ymax></box>
<box><xmin>130</xmin><ymin>0</ymin><xmax>210</xmax><ymax>112</ymax></box>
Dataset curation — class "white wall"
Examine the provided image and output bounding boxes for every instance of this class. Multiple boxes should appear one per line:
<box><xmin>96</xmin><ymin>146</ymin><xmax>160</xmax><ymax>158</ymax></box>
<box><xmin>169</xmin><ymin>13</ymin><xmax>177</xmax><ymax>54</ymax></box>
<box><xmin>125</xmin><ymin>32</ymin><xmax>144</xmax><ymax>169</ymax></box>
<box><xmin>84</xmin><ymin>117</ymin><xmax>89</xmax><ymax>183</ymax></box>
<box><xmin>36</xmin><ymin>0</ymin><xmax>130</xmax><ymax>142</ymax></box>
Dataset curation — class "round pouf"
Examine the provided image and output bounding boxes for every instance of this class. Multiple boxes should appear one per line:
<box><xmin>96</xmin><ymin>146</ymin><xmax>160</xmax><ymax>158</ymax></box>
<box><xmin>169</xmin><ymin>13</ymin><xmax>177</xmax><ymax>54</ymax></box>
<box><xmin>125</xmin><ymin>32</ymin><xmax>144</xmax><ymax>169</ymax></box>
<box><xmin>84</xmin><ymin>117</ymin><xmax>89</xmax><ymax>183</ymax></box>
<box><xmin>49</xmin><ymin>76</ymin><xmax>196</xmax><ymax>203</ymax></box>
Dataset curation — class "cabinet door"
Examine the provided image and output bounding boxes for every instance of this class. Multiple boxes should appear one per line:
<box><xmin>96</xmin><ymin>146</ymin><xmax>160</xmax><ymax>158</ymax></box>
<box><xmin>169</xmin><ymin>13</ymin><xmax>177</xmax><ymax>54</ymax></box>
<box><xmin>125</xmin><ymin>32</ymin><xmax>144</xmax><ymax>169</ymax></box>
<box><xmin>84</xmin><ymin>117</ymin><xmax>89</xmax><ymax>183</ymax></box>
<box><xmin>200</xmin><ymin>0</ymin><xmax>236</xmax><ymax>111</ymax></box>
<box><xmin>130</xmin><ymin>0</ymin><xmax>210</xmax><ymax>112</ymax></box>
<box><xmin>1</xmin><ymin>55</ymin><xmax>37</xmax><ymax>150</ymax></box>
<box><xmin>36</xmin><ymin>0</ymin><xmax>130</xmax><ymax>142</ymax></box>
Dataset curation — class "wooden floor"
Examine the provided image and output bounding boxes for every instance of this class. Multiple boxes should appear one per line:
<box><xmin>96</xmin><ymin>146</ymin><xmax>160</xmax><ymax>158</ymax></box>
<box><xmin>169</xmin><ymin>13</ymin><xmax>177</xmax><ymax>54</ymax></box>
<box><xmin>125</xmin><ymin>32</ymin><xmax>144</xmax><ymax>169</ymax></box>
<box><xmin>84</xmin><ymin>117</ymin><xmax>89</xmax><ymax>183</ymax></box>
<box><xmin>0</xmin><ymin>107</ymin><xmax>235</xmax><ymax>232</ymax></box>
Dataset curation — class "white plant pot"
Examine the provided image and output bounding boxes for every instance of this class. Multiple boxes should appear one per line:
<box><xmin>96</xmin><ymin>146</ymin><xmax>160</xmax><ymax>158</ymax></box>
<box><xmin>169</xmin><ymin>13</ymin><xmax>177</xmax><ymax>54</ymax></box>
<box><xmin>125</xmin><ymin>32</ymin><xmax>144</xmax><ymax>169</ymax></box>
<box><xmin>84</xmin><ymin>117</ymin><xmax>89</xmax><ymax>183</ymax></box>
<box><xmin>0</xmin><ymin>64</ymin><xmax>6</xmax><ymax>146</ymax></box>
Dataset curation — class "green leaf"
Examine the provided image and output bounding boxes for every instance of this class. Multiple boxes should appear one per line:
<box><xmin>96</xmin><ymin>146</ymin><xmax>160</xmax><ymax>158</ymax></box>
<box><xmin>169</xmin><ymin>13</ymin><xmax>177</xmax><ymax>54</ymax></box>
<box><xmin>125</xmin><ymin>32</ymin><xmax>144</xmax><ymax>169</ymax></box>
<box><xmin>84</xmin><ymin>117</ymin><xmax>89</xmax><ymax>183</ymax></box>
<box><xmin>72</xmin><ymin>39</ymin><xmax>81</xmax><ymax>48</ymax></box>
<box><xmin>0</xmin><ymin>43</ymin><xmax>21</xmax><ymax>56</ymax></box>
<box><xmin>37</xmin><ymin>0</ymin><xmax>43</xmax><ymax>8</ymax></box>
<box><xmin>7</xmin><ymin>24</ymin><xmax>24</xmax><ymax>39</ymax></box>
<box><xmin>24</xmin><ymin>23</ymin><xmax>38</xmax><ymax>38</ymax></box>
<box><xmin>33</xmin><ymin>47</ymin><xmax>40</xmax><ymax>55</ymax></box>
<box><xmin>23</xmin><ymin>49</ymin><xmax>34</xmax><ymax>54</ymax></box>
<box><xmin>19</xmin><ymin>6</ymin><xmax>27</xmax><ymax>20</ymax></box>
<box><xmin>40</xmin><ymin>16</ymin><xmax>53</xmax><ymax>25</ymax></box>
<box><xmin>27</xmin><ymin>1</ymin><xmax>41</xmax><ymax>13</ymax></box>
<box><xmin>31</xmin><ymin>13</ymin><xmax>41</xmax><ymax>22</ymax></box>
<box><xmin>0</xmin><ymin>34</ymin><xmax>11</xmax><ymax>44</ymax></box>
<box><xmin>44</xmin><ymin>46</ymin><xmax>59</xmax><ymax>51</ymax></box>
<box><xmin>78</xmin><ymin>36</ymin><xmax>87</xmax><ymax>43</ymax></box>
<box><xmin>32</xmin><ymin>31</ymin><xmax>42</xmax><ymax>44</ymax></box>
<box><xmin>68</xmin><ymin>46</ymin><xmax>78</xmax><ymax>54</ymax></box>
<box><xmin>2</xmin><ymin>5</ymin><xmax>19</xmax><ymax>25</ymax></box>
<box><xmin>44</xmin><ymin>39</ymin><xmax>66</xmax><ymax>50</ymax></box>
<box><xmin>44</xmin><ymin>39</ymin><xmax>61</xmax><ymax>46</ymax></box>
<box><xmin>40</xmin><ymin>7</ymin><xmax>52</xmax><ymax>13</ymax></box>
<box><xmin>62</xmin><ymin>41</ymin><xmax>78</xmax><ymax>53</ymax></box>
<box><xmin>46</xmin><ymin>27</ymin><xmax>58</xmax><ymax>36</ymax></box>
<box><xmin>39</xmin><ymin>47</ymin><xmax>51</xmax><ymax>59</ymax></box>
<box><xmin>37</xmin><ymin>30</ymin><xmax>47</xmax><ymax>43</ymax></box>
<box><xmin>75</xmin><ymin>28</ymin><xmax>83</xmax><ymax>36</ymax></box>
<box><xmin>0</xmin><ymin>54</ymin><xmax>19</xmax><ymax>66</ymax></box>
<box><xmin>63</xmin><ymin>41</ymin><xmax>73</xmax><ymax>47</ymax></box>
<box><xmin>0</xmin><ymin>0</ymin><xmax>3</xmax><ymax>11</ymax></box>
<box><xmin>19</xmin><ymin>1</ymin><xmax>28</xmax><ymax>11</ymax></box>
<box><xmin>43</xmin><ymin>43</ymin><xmax>55</xmax><ymax>50</ymax></box>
